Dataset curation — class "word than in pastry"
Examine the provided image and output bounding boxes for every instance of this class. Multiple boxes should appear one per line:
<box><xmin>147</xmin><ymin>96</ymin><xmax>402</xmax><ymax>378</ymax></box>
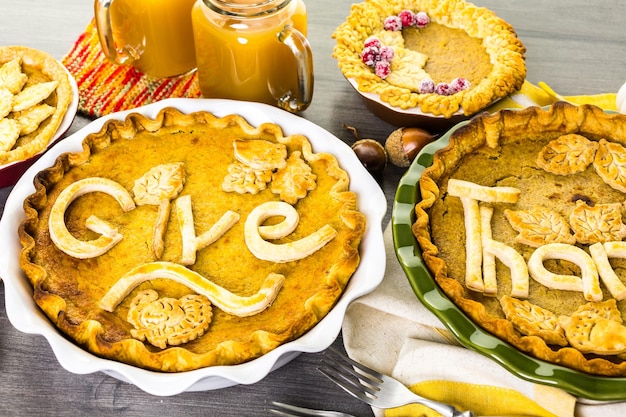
<box><xmin>449</xmin><ymin>178</ymin><xmax>626</xmax><ymax>302</ymax></box>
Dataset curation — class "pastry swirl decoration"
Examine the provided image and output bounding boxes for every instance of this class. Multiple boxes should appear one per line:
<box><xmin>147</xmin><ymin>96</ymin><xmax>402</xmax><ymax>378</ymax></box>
<box><xmin>100</xmin><ymin>261</ymin><xmax>284</xmax><ymax>317</ymax></box>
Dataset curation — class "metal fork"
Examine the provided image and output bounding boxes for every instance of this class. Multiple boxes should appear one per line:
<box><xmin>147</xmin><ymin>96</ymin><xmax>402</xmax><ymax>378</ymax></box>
<box><xmin>268</xmin><ymin>401</ymin><xmax>356</xmax><ymax>417</ymax></box>
<box><xmin>318</xmin><ymin>348</ymin><xmax>474</xmax><ymax>417</ymax></box>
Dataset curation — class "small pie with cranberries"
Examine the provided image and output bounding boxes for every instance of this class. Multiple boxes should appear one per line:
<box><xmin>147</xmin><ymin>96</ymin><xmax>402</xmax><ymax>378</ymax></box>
<box><xmin>0</xmin><ymin>46</ymin><xmax>72</xmax><ymax>166</ymax></box>
<box><xmin>332</xmin><ymin>0</ymin><xmax>526</xmax><ymax>118</ymax></box>
<box><xmin>414</xmin><ymin>102</ymin><xmax>626</xmax><ymax>376</ymax></box>
<box><xmin>18</xmin><ymin>107</ymin><xmax>366</xmax><ymax>372</ymax></box>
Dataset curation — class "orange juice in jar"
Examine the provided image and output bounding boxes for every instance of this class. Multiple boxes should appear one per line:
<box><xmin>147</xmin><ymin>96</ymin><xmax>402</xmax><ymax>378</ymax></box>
<box><xmin>95</xmin><ymin>0</ymin><xmax>197</xmax><ymax>78</ymax></box>
<box><xmin>192</xmin><ymin>0</ymin><xmax>313</xmax><ymax>112</ymax></box>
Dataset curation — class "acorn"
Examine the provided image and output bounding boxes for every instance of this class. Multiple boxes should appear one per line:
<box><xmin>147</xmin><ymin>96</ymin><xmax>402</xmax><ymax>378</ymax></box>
<box><xmin>385</xmin><ymin>127</ymin><xmax>437</xmax><ymax>167</ymax></box>
<box><xmin>343</xmin><ymin>124</ymin><xmax>388</xmax><ymax>175</ymax></box>
<box><xmin>351</xmin><ymin>139</ymin><xmax>387</xmax><ymax>174</ymax></box>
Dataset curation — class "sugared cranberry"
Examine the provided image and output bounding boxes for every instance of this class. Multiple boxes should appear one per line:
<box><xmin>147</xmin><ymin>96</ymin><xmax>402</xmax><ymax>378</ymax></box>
<box><xmin>375</xmin><ymin>61</ymin><xmax>391</xmax><ymax>79</ymax></box>
<box><xmin>450</xmin><ymin>77</ymin><xmax>471</xmax><ymax>92</ymax></box>
<box><xmin>435</xmin><ymin>82</ymin><xmax>455</xmax><ymax>96</ymax></box>
<box><xmin>379</xmin><ymin>46</ymin><xmax>395</xmax><ymax>62</ymax></box>
<box><xmin>398</xmin><ymin>10</ymin><xmax>416</xmax><ymax>27</ymax></box>
<box><xmin>361</xmin><ymin>45</ymin><xmax>380</xmax><ymax>67</ymax></box>
<box><xmin>418</xmin><ymin>78</ymin><xmax>435</xmax><ymax>94</ymax></box>
<box><xmin>384</xmin><ymin>16</ymin><xmax>403</xmax><ymax>31</ymax></box>
<box><xmin>363</xmin><ymin>36</ymin><xmax>382</xmax><ymax>49</ymax></box>
<box><xmin>415</xmin><ymin>12</ymin><xmax>430</xmax><ymax>28</ymax></box>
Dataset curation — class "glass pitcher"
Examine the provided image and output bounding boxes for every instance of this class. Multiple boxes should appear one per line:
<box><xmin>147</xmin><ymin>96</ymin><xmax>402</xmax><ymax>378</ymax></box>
<box><xmin>191</xmin><ymin>0</ymin><xmax>314</xmax><ymax>112</ymax></box>
<box><xmin>94</xmin><ymin>0</ymin><xmax>197</xmax><ymax>78</ymax></box>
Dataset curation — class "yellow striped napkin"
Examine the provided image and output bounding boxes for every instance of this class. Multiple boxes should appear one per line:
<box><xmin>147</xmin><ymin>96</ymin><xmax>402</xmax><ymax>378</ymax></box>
<box><xmin>487</xmin><ymin>80</ymin><xmax>617</xmax><ymax>112</ymax></box>
<box><xmin>343</xmin><ymin>223</ymin><xmax>626</xmax><ymax>417</ymax></box>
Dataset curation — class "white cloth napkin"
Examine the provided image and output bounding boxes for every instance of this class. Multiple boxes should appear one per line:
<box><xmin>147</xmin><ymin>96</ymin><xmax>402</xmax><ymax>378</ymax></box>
<box><xmin>342</xmin><ymin>224</ymin><xmax>626</xmax><ymax>417</ymax></box>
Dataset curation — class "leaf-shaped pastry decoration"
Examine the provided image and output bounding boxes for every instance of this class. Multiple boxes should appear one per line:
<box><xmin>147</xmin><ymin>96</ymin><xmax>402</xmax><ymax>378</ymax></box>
<box><xmin>271</xmin><ymin>151</ymin><xmax>317</xmax><ymax>204</ymax></box>
<box><xmin>504</xmin><ymin>206</ymin><xmax>575</xmax><ymax>247</ymax></box>
<box><xmin>233</xmin><ymin>139</ymin><xmax>287</xmax><ymax>171</ymax></box>
<box><xmin>500</xmin><ymin>295</ymin><xmax>568</xmax><ymax>346</ymax></box>
<box><xmin>569</xmin><ymin>200</ymin><xmax>626</xmax><ymax>244</ymax></box>
<box><xmin>0</xmin><ymin>58</ymin><xmax>28</xmax><ymax>94</ymax></box>
<box><xmin>0</xmin><ymin>118</ymin><xmax>20</xmax><ymax>152</ymax></box>
<box><xmin>536</xmin><ymin>134</ymin><xmax>598</xmax><ymax>175</ymax></box>
<box><xmin>133</xmin><ymin>163</ymin><xmax>186</xmax><ymax>259</ymax></box>
<box><xmin>128</xmin><ymin>289</ymin><xmax>213</xmax><ymax>349</ymax></box>
<box><xmin>222</xmin><ymin>161</ymin><xmax>272</xmax><ymax>194</ymax></box>
<box><xmin>372</xmin><ymin>29</ymin><xmax>405</xmax><ymax>49</ymax></box>
<box><xmin>12</xmin><ymin>80</ymin><xmax>58</xmax><ymax>112</ymax></box>
<box><xmin>594</xmin><ymin>139</ymin><xmax>626</xmax><ymax>192</ymax></box>
<box><xmin>386</xmin><ymin>48</ymin><xmax>430</xmax><ymax>92</ymax></box>
<box><xmin>559</xmin><ymin>299</ymin><xmax>626</xmax><ymax>355</ymax></box>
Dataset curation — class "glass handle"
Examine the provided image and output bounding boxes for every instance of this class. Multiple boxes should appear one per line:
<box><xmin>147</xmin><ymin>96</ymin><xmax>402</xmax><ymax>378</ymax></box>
<box><xmin>277</xmin><ymin>25</ymin><xmax>314</xmax><ymax>113</ymax></box>
<box><xmin>93</xmin><ymin>0</ymin><xmax>140</xmax><ymax>65</ymax></box>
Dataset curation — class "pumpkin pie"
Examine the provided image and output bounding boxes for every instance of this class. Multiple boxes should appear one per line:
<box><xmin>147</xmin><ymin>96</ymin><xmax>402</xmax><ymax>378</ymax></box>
<box><xmin>18</xmin><ymin>107</ymin><xmax>366</xmax><ymax>372</ymax></box>
<box><xmin>0</xmin><ymin>46</ymin><xmax>72</xmax><ymax>165</ymax></box>
<box><xmin>332</xmin><ymin>0</ymin><xmax>526</xmax><ymax>118</ymax></box>
<box><xmin>413</xmin><ymin>102</ymin><xmax>626</xmax><ymax>376</ymax></box>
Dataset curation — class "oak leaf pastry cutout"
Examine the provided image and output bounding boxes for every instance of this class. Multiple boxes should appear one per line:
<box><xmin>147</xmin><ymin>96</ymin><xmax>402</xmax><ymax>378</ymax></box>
<box><xmin>504</xmin><ymin>206</ymin><xmax>575</xmax><ymax>247</ymax></box>
<box><xmin>559</xmin><ymin>299</ymin><xmax>626</xmax><ymax>355</ymax></box>
<box><xmin>594</xmin><ymin>138</ymin><xmax>626</xmax><ymax>193</ymax></box>
<box><xmin>271</xmin><ymin>151</ymin><xmax>317</xmax><ymax>204</ymax></box>
<box><xmin>12</xmin><ymin>81</ymin><xmax>58</xmax><ymax>112</ymax></box>
<box><xmin>372</xmin><ymin>29</ymin><xmax>405</xmax><ymax>49</ymax></box>
<box><xmin>233</xmin><ymin>139</ymin><xmax>287</xmax><ymax>171</ymax></box>
<box><xmin>128</xmin><ymin>289</ymin><xmax>213</xmax><ymax>349</ymax></box>
<box><xmin>0</xmin><ymin>118</ymin><xmax>20</xmax><ymax>151</ymax></box>
<box><xmin>569</xmin><ymin>200</ymin><xmax>626</xmax><ymax>244</ymax></box>
<box><xmin>385</xmin><ymin>48</ymin><xmax>430</xmax><ymax>91</ymax></box>
<box><xmin>0</xmin><ymin>58</ymin><xmax>28</xmax><ymax>94</ymax></box>
<box><xmin>133</xmin><ymin>163</ymin><xmax>186</xmax><ymax>259</ymax></box>
<box><xmin>536</xmin><ymin>134</ymin><xmax>598</xmax><ymax>175</ymax></box>
<box><xmin>500</xmin><ymin>295</ymin><xmax>568</xmax><ymax>346</ymax></box>
<box><xmin>0</xmin><ymin>88</ymin><xmax>13</xmax><ymax>118</ymax></box>
<box><xmin>13</xmin><ymin>104</ymin><xmax>56</xmax><ymax>135</ymax></box>
<box><xmin>222</xmin><ymin>161</ymin><xmax>273</xmax><ymax>194</ymax></box>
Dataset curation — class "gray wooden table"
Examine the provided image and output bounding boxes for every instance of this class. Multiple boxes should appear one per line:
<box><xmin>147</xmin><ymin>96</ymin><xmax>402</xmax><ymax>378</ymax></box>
<box><xmin>1</xmin><ymin>1</ymin><xmax>625</xmax><ymax>416</ymax></box>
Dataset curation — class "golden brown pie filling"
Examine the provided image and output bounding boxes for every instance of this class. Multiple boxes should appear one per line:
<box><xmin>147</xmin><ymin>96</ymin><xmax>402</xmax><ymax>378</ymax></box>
<box><xmin>414</xmin><ymin>102</ymin><xmax>626</xmax><ymax>376</ymax></box>
<box><xmin>332</xmin><ymin>0</ymin><xmax>526</xmax><ymax>117</ymax></box>
<box><xmin>402</xmin><ymin>23</ymin><xmax>492</xmax><ymax>88</ymax></box>
<box><xmin>19</xmin><ymin>108</ymin><xmax>366</xmax><ymax>372</ymax></box>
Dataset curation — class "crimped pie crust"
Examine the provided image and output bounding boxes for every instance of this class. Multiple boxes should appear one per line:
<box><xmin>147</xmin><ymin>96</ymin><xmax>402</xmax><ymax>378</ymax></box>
<box><xmin>414</xmin><ymin>102</ymin><xmax>626</xmax><ymax>376</ymax></box>
<box><xmin>18</xmin><ymin>108</ymin><xmax>366</xmax><ymax>372</ymax></box>
<box><xmin>332</xmin><ymin>0</ymin><xmax>526</xmax><ymax>118</ymax></box>
<box><xmin>0</xmin><ymin>46</ymin><xmax>72</xmax><ymax>165</ymax></box>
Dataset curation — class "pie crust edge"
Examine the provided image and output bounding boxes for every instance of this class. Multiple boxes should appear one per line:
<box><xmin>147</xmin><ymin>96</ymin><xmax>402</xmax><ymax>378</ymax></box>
<box><xmin>413</xmin><ymin>102</ymin><xmax>626</xmax><ymax>376</ymax></box>
<box><xmin>18</xmin><ymin>107</ymin><xmax>367</xmax><ymax>372</ymax></box>
<box><xmin>0</xmin><ymin>45</ymin><xmax>73</xmax><ymax>166</ymax></box>
<box><xmin>332</xmin><ymin>0</ymin><xmax>527</xmax><ymax>118</ymax></box>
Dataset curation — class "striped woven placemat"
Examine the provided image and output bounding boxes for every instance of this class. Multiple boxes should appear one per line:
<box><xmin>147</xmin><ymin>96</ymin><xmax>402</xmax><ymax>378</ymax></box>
<box><xmin>62</xmin><ymin>18</ymin><xmax>201</xmax><ymax>118</ymax></box>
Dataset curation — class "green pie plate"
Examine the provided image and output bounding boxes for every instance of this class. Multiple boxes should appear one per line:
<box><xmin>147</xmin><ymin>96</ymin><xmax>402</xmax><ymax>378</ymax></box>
<box><xmin>391</xmin><ymin>120</ymin><xmax>626</xmax><ymax>401</ymax></box>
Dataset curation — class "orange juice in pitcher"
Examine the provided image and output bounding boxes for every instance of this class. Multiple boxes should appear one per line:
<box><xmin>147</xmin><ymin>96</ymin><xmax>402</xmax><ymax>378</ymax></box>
<box><xmin>95</xmin><ymin>0</ymin><xmax>197</xmax><ymax>78</ymax></box>
<box><xmin>191</xmin><ymin>0</ymin><xmax>313</xmax><ymax>112</ymax></box>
